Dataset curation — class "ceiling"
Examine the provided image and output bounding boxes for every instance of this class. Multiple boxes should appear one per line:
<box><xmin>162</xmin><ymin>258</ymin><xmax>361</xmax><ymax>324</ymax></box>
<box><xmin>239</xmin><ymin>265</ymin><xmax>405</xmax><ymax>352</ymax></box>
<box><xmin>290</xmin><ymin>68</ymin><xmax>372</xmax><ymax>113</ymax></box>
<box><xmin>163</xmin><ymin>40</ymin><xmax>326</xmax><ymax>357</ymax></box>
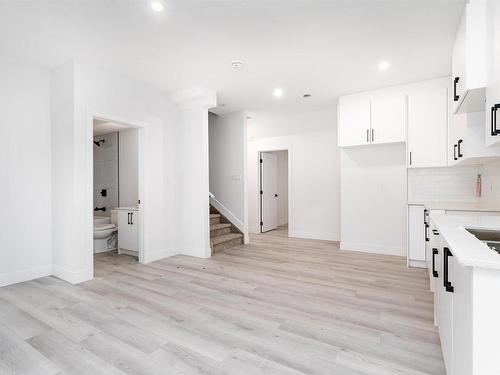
<box><xmin>0</xmin><ymin>0</ymin><xmax>464</xmax><ymax>115</ymax></box>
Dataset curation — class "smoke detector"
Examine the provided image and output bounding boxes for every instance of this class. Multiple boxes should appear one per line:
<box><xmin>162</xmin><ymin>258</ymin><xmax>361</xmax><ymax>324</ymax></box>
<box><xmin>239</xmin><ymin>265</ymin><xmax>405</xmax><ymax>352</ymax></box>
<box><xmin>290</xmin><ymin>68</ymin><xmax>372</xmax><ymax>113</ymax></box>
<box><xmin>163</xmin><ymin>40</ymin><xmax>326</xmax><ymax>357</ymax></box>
<box><xmin>231</xmin><ymin>60</ymin><xmax>244</xmax><ymax>69</ymax></box>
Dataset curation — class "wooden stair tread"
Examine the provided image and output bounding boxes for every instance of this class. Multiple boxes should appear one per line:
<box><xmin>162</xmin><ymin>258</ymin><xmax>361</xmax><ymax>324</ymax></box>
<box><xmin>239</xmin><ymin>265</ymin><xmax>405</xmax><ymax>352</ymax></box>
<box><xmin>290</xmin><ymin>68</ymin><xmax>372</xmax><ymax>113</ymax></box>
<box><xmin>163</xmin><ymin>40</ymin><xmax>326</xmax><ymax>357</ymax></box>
<box><xmin>210</xmin><ymin>233</ymin><xmax>243</xmax><ymax>246</ymax></box>
<box><xmin>210</xmin><ymin>223</ymin><xmax>231</xmax><ymax>231</ymax></box>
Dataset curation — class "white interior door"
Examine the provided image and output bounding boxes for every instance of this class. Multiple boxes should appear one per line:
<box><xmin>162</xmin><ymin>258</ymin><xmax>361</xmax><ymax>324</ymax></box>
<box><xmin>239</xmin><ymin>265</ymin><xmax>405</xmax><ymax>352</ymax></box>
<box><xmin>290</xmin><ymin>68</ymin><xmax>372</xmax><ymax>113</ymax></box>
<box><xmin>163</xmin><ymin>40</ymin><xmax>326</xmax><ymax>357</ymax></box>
<box><xmin>260</xmin><ymin>152</ymin><xmax>278</xmax><ymax>232</ymax></box>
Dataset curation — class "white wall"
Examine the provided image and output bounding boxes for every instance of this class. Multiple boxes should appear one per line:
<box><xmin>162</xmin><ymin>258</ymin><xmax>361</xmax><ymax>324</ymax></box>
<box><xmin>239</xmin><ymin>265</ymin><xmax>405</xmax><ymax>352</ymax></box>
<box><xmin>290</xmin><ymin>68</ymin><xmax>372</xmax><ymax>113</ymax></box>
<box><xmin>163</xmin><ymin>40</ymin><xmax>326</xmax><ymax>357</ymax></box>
<box><xmin>118</xmin><ymin>128</ymin><xmax>139</xmax><ymax>207</ymax></box>
<box><xmin>175</xmin><ymin>108</ymin><xmax>211</xmax><ymax>258</ymax></box>
<box><xmin>51</xmin><ymin>60</ymin><xmax>180</xmax><ymax>283</ymax></box>
<box><xmin>0</xmin><ymin>54</ymin><xmax>52</xmax><ymax>286</ymax></box>
<box><xmin>208</xmin><ymin>111</ymin><xmax>247</xmax><ymax>233</ymax></box>
<box><xmin>340</xmin><ymin>143</ymin><xmax>407</xmax><ymax>256</ymax></box>
<box><xmin>247</xmin><ymin>109</ymin><xmax>340</xmax><ymax>241</ymax></box>
<box><xmin>270</xmin><ymin>150</ymin><xmax>288</xmax><ymax>226</ymax></box>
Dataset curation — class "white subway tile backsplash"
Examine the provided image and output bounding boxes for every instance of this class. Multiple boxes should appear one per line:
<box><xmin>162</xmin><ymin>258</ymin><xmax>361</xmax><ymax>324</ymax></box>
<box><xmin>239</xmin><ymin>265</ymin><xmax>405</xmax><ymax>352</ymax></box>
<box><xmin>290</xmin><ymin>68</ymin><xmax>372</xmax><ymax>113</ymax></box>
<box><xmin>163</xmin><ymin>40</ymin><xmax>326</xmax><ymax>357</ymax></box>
<box><xmin>482</xmin><ymin>160</ymin><xmax>500</xmax><ymax>205</ymax></box>
<box><xmin>408</xmin><ymin>166</ymin><xmax>481</xmax><ymax>202</ymax></box>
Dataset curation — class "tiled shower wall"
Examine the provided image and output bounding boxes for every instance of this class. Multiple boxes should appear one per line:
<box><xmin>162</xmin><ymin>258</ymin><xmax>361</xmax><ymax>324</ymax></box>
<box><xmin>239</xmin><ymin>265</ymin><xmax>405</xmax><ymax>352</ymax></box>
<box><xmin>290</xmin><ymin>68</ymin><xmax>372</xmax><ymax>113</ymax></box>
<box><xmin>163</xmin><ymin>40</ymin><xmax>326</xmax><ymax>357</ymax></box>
<box><xmin>408</xmin><ymin>166</ymin><xmax>482</xmax><ymax>202</ymax></box>
<box><xmin>93</xmin><ymin>132</ymin><xmax>118</xmax><ymax>216</ymax></box>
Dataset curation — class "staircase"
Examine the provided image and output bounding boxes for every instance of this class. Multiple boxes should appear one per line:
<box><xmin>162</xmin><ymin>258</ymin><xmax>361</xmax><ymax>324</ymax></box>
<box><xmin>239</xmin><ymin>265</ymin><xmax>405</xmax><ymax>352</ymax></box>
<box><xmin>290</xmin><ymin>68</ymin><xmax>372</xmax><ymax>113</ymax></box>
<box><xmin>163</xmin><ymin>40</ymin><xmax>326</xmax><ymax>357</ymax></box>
<box><xmin>210</xmin><ymin>205</ymin><xmax>243</xmax><ymax>254</ymax></box>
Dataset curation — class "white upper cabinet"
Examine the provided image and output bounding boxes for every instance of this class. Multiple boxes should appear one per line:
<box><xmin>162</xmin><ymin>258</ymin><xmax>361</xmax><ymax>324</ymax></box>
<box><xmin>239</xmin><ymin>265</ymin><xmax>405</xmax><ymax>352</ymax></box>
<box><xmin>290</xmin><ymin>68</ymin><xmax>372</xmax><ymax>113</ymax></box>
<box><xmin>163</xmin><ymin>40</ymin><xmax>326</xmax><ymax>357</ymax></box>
<box><xmin>338</xmin><ymin>95</ymin><xmax>370</xmax><ymax>147</ymax></box>
<box><xmin>449</xmin><ymin>111</ymin><xmax>500</xmax><ymax>165</ymax></box>
<box><xmin>486</xmin><ymin>0</ymin><xmax>500</xmax><ymax>146</ymax></box>
<box><xmin>370</xmin><ymin>94</ymin><xmax>406</xmax><ymax>145</ymax></box>
<box><xmin>407</xmin><ymin>87</ymin><xmax>448</xmax><ymax>168</ymax></box>
<box><xmin>452</xmin><ymin>1</ymin><xmax>487</xmax><ymax>114</ymax></box>
<box><xmin>338</xmin><ymin>93</ymin><xmax>405</xmax><ymax>147</ymax></box>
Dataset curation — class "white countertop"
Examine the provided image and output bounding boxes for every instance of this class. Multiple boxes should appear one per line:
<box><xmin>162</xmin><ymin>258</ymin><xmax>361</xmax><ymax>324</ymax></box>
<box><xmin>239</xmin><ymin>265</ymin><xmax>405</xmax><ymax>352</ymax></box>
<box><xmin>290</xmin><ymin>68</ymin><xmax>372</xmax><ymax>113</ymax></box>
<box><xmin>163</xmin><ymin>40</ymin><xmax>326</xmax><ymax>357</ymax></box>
<box><xmin>114</xmin><ymin>206</ymin><xmax>140</xmax><ymax>211</ymax></box>
<box><xmin>408</xmin><ymin>201</ymin><xmax>500</xmax><ymax>212</ymax></box>
<box><xmin>432</xmin><ymin>214</ymin><xmax>500</xmax><ymax>270</ymax></box>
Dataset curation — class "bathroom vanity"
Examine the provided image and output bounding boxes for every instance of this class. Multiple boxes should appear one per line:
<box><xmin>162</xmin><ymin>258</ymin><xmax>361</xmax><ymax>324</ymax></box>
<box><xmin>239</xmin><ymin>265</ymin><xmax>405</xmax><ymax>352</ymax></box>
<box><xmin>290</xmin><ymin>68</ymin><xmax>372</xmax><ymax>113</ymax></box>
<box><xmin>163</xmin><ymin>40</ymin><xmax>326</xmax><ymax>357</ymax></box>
<box><xmin>115</xmin><ymin>207</ymin><xmax>140</xmax><ymax>257</ymax></box>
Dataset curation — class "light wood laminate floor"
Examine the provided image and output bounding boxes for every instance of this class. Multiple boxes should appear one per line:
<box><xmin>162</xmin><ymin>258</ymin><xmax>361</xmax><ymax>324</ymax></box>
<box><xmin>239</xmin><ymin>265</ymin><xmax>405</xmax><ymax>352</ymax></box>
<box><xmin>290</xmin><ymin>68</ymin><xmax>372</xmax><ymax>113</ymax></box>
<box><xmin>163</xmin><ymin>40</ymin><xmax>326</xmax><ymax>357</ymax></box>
<box><xmin>0</xmin><ymin>227</ymin><xmax>445</xmax><ymax>375</ymax></box>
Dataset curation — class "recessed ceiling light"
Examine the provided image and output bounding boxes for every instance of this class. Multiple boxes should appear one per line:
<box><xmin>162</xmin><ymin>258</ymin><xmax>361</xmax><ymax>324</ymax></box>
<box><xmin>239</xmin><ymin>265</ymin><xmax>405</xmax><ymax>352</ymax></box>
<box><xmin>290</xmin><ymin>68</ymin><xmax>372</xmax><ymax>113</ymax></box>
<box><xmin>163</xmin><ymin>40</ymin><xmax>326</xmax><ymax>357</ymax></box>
<box><xmin>273</xmin><ymin>88</ymin><xmax>283</xmax><ymax>98</ymax></box>
<box><xmin>151</xmin><ymin>1</ymin><xmax>164</xmax><ymax>12</ymax></box>
<box><xmin>378</xmin><ymin>61</ymin><xmax>390</xmax><ymax>71</ymax></box>
<box><xmin>231</xmin><ymin>60</ymin><xmax>243</xmax><ymax>69</ymax></box>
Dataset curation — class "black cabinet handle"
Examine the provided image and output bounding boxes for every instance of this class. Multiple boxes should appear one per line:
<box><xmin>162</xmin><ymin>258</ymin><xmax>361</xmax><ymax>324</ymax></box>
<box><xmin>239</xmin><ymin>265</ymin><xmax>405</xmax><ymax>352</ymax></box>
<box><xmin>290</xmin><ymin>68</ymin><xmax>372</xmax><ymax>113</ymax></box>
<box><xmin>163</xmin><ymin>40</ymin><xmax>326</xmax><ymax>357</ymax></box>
<box><xmin>453</xmin><ymin>77</ymin><xmax>460</xmax><ymax>102</ymax></box>
<box><xmin>425</xmin><ymin>223</ymin><xmax>429</xmax><ymax>242</ymax></box>
<box><xmin>492</xmin><ymin>104</ymin><xmax>500</xmax><ymax>136</ymax></box>
<box><xmin>130</xmin><ymin>212</ymin><xmax>134</xmax><ymax>225</ymax></box>
<box><xmin>371</xmin><ymin>129</ymin><xmax>374</xmax><ymax>142</ymax></box>
<box><xmin>432</xmin><ymin>229</ymin><xmax>439</xmax><ymax>236</ymax></box>
<box><xmin>457</xmin><ymin>139</ymin><xmax>463</xmax><ymax>158</ymax></box>
<box><xmin>453</xmin><ymin>144</ymin><xmax>458</xmax><ymax>161</ymax></box>
<box><xmin>443</xmin><ymin>247</ymin><xmax>454</xmax><ymax>293</ymax></box>
<box><xmin>409</xmin><ymin>151</ymin><xmax>412</xmax><ymax>166</ymax></box>
<box><xmin>432</xmin><ymin>248</ymin><xmax>438</xmax><ymax>278</ymax></box>
<box><xmin>127</xmin><ymin>213</ymin><xmax>130</xmax><ymax>225</ymax></box>
<box><xmin>366</xmin><ymin>129</ymin><xmax>370</xmax><ymax>143</ymax></box>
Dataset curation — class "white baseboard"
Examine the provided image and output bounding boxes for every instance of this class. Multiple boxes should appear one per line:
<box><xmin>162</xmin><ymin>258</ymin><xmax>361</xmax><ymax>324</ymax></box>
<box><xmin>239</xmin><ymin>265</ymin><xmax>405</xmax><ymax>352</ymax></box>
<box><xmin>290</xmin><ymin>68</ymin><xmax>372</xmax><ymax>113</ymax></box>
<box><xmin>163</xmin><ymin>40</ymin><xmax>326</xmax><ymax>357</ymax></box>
<box><xmin>0</xmin><ymin>264</ymin><xmax>52</xmax><ymax>287</ymax></box>
<box><xmin>289</xmin><ymin>230</ymin><xmax>339</xmax><ymax>241</ymax></box>
<box><xmin>408</xmin><ymin>260</ymin><xmax>427</xmax><ymax>268</ymax></box>
<box><xmin>340</xmin><ymin>241</ymin><xmax>405</xmax><ymax>256</ymax></box>
<box><xmin>143</xmin><ymin>248</ymin><xmax>179</xmax><ymax>263</ymax></box>
<box><xmin>52</xmin><ymin>265</ymin><xmax>93</xmax><ymax>284</ymax></box>
<box><xmin>179</xmin><ymin>247</ymin><xmax>212</xmax><ymax>258</ymax></box>
<box><xmin>210</xmin><ymin>197</ymin><xmax>245</xmax><ymax>233</ymax></box>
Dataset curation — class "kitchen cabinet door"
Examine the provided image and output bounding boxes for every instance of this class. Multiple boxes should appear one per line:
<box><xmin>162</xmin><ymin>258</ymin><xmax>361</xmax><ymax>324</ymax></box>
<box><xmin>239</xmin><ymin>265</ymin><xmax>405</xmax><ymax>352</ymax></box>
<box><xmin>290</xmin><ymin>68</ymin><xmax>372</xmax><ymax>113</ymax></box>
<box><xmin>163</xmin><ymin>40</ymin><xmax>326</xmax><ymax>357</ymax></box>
<box><xmin>486</xmin><ymin>0</ymin><xmax>500</xmax><ymax>147</ymax></box>
<box><xmin>452</xmin><ymin>257</ymin><xmax>473</xmax><ymax>375</ymax></box>
<box><xmin>437</xmin><ymin>246</ymin><xmax>454</xmax><ymax>375</ymax></box>
<box><xmin>370</xmin><ymin>94</ymin><xmax>406</xmax><ymax>145</ymax></box>
<box><xmin>453</xmin><ymin>1</ymin><xmax>487</xmax><ymax>114</ymax></box>
<box><xmin>408</xmin><ymin>205</ymin><xmax>425</xmax><ymax>262</ymax></box>
<box><xmin>338</xmin><ymin>94</ymin><xmax>371</xmax><ymax>147</ymax></box>
<box><xmin>407</xmin><ymin>87</ymin><xmax>448</xmax><ymax>168</ymax></box>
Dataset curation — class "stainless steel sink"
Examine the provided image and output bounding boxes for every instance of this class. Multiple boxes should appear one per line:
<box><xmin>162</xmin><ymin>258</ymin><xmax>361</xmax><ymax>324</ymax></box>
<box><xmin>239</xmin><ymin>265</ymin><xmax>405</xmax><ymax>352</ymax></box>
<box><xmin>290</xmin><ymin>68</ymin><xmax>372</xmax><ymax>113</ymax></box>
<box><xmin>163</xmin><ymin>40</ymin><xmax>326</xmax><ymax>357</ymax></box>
<box><xmin>466</xmin><ymin>228</ymin><xmax>500</xmax><ymax>241</ymax></box>
<box><xmin>466</xmin><ymin>228</ymin><xmax>500</xmax><ymax>254</ymax></box>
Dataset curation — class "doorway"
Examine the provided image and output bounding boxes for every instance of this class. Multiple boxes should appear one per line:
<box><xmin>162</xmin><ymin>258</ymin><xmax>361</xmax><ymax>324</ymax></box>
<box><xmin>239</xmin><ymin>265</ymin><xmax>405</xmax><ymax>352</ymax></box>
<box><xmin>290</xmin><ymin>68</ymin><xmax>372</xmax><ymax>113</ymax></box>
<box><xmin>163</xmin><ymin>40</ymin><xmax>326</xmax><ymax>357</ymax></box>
<box><xmin>259</xmin><ymin>150</ymin><xmax>289</xmax><ymax>234</ymax></box>
<box><xmin>91</xmin><ymin>116</ymin><xmax>143</xmax><ymax>272</ymax></box>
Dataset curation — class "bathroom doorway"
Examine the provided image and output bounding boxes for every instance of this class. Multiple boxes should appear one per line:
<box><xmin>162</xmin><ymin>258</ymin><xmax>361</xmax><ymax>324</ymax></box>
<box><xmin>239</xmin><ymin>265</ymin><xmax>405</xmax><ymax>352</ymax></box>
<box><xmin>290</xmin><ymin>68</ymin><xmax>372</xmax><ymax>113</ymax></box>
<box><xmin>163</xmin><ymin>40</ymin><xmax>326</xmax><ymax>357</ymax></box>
<box><xmin>91</xmin><ymin>116</ymin><xmax>143</xmax><ymax>269</ymax></box>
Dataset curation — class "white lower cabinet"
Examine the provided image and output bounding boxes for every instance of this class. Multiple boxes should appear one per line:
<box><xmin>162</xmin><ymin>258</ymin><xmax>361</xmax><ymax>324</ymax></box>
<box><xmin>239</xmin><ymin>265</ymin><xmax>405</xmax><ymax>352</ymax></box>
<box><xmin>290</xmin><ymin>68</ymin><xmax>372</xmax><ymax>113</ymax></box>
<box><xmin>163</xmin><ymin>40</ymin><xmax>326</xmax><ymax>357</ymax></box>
<box><xmin>452</xmin><ymin>256</ymin><xmax>473</xmax><ymax>375</ymax></box>
<box><xmin>436</xmin><ymin>244</ymin><xmax>455</xmax><ymax>373</ymax></box>
<box><xmin>117</xmin><ymin>209</ymin><xmax>140</xmax><ymax>255</ymax></box>
<box><xmin>434</xmin><ymin>242</ymin><xmax>473</xmax><ymax>375</ymax></box>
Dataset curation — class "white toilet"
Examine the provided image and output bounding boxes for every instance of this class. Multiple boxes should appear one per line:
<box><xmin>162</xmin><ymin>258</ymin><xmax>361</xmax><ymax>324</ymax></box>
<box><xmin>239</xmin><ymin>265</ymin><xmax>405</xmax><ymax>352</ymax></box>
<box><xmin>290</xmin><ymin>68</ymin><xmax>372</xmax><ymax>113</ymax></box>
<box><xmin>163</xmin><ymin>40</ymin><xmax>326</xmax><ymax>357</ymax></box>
<box><xmin>93</xmin><ymin>210</ymin><xmax>118</xmax><ymax>253</ymax></box>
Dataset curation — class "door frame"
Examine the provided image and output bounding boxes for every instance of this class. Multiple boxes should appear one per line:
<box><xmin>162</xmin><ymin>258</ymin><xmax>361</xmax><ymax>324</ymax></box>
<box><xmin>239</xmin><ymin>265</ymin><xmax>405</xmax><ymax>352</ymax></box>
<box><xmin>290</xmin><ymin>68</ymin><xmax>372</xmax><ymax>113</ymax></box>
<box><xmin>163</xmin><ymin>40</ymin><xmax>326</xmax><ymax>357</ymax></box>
<box><xmin>86</xmin><ymin>110</ymin><xmax>147</xmax><ymax>268</ymax></box>
<box><xmin>256</xmin><ymin>147</ymin><xmax>292</xmax><ymax>235</ymax></box>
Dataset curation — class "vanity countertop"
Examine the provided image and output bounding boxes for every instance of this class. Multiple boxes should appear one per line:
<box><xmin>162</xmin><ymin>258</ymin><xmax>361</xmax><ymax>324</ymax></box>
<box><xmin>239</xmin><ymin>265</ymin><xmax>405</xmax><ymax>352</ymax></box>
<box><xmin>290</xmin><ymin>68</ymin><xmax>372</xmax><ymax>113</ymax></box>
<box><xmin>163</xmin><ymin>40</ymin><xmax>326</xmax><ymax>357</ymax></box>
<box><xmin>433</xmin><ymin>213</ymin><xmax>500</xmax><ymax>270</ymax></box>
<box><xmin>408</xmin><ymin>201</ymin><xmax>500</xmax><ymax>212</ymax></box>
<box><xmin>114</xmin><ymin>206</ymin><xmax>140</xmax><ymax>211</ymax></box>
